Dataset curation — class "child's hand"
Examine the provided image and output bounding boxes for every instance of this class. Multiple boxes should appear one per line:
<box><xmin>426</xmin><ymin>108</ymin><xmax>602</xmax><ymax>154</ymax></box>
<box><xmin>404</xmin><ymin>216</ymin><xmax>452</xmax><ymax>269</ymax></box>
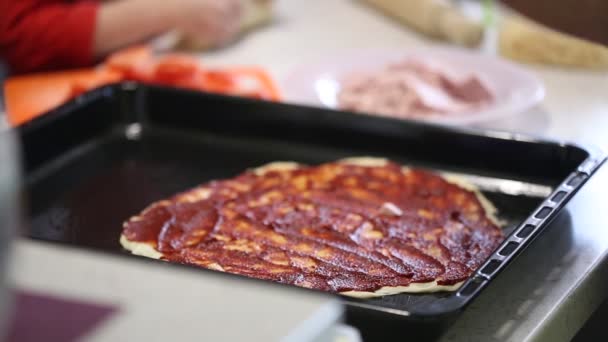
<box><xmin>173</xmin><ymin>0</ymin><xmax>243</xmax><ymax>48</ymax></box>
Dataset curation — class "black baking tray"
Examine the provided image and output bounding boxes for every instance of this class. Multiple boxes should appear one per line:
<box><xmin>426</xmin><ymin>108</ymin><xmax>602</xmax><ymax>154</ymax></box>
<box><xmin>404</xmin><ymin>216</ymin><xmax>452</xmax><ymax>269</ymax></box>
<box><xmin>17</xmin><ymin>83</ymin><xmax>604</xmax><ymax>327</ymax></box>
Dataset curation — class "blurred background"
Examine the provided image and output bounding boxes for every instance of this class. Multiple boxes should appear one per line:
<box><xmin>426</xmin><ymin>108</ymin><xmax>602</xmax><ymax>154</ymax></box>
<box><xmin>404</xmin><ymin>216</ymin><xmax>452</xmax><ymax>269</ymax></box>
<box><xmin>1</xmin><ymin>0</ymin><xmax>607</xmax><ymax>341</ymax></box>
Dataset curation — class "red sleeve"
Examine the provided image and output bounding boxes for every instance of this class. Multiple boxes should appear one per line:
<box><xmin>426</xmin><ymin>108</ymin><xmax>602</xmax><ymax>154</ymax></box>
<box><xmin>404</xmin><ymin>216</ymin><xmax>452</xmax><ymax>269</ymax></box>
<box><xmin>0</xmin><ymin>0</ymin><xmax>99</xmax><ymax>74</ymax></box>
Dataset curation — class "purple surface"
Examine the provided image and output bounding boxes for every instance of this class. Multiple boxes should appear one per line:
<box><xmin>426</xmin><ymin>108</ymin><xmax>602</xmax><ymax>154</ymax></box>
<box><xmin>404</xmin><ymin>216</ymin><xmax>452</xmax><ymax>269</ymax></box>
<box><xmin>5</xmin><ymin>290</ymin><xmax>117</xmax><ymax>342</ymax></box>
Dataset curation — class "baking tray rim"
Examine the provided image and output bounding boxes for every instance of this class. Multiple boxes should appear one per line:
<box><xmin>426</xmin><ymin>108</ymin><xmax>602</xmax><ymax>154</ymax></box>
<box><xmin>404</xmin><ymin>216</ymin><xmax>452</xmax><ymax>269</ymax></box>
<box><xmin>17</xmin><ymin>82</ymin><xmax>608</xmax><ymax>319</ymax></box>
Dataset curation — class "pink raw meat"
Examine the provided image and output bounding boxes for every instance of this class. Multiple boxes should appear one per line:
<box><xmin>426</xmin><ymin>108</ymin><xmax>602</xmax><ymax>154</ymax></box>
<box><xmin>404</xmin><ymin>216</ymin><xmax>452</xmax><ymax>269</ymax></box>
<box><xmin>337</xmin><ymin>59</ymin><xmax>494</xmax><ymax>119</ymax></box>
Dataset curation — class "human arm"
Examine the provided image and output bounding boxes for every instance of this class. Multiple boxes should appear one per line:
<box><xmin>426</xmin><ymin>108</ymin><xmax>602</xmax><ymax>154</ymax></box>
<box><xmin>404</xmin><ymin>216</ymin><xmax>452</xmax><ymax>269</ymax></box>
<box><xmin>0</xmin><ymin>0</ymin><xmax>240</xmax><ymax>73</ymax></box>
<box><xmin>94</xmin><ymin>0</ymin><xmax>241</xmax><ymax>57</ymax></box>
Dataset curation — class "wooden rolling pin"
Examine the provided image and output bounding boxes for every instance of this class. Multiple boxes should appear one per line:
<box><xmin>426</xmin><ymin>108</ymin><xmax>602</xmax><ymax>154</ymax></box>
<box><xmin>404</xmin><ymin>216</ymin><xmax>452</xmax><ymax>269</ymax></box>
<box><xmin>499</xmin><ymin>16</ymin><xmax>608</xmax><ymax>69</ymax></box>
<box><xmin>362</xmin><ymin>0</ymin><xmax>484</xmax><ymax>47</ymax></box>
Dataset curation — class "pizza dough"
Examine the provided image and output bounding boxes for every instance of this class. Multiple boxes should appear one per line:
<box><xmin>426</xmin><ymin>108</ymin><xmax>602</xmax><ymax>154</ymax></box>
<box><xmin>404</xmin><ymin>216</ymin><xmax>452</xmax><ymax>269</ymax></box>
<box><xmin>121</xmin><ymin>157</ymin><xmax>503</xmax><ymax>298</ymax></box>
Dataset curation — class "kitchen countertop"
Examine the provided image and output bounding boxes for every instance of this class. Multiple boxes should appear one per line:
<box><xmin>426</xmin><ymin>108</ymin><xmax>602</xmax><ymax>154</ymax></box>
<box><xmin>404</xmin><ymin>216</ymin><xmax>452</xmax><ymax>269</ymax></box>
<box><xmin>9</xmin><ymin>241</ymin><xmax>347</xmax><ymax>341</ymax></box>
<box><xmin>200</xmin><ymin>1</ymin><xmax>608</xmax><ymax>341</ymax></box>
<box><xmin>6</xmin><ymin>1</ymin><xmax>608</xmax><ymax>341</ymax></box>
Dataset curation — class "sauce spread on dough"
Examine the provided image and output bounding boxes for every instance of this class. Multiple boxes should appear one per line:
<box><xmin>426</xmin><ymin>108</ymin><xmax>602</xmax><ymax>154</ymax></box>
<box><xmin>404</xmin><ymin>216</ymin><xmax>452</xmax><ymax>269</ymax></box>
<box><xmin>122</xmin><ymin>161</ymin><xmax>503</xmax><ymax>293</ymax></box>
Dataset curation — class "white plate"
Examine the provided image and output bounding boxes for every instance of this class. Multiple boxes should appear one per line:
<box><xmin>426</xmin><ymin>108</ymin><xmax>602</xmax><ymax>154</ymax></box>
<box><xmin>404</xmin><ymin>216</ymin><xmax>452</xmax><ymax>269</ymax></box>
<box><xmin>282</xmin><ymin>47</ymin><xmax>545</xmax><ymax>126</ymax></box>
